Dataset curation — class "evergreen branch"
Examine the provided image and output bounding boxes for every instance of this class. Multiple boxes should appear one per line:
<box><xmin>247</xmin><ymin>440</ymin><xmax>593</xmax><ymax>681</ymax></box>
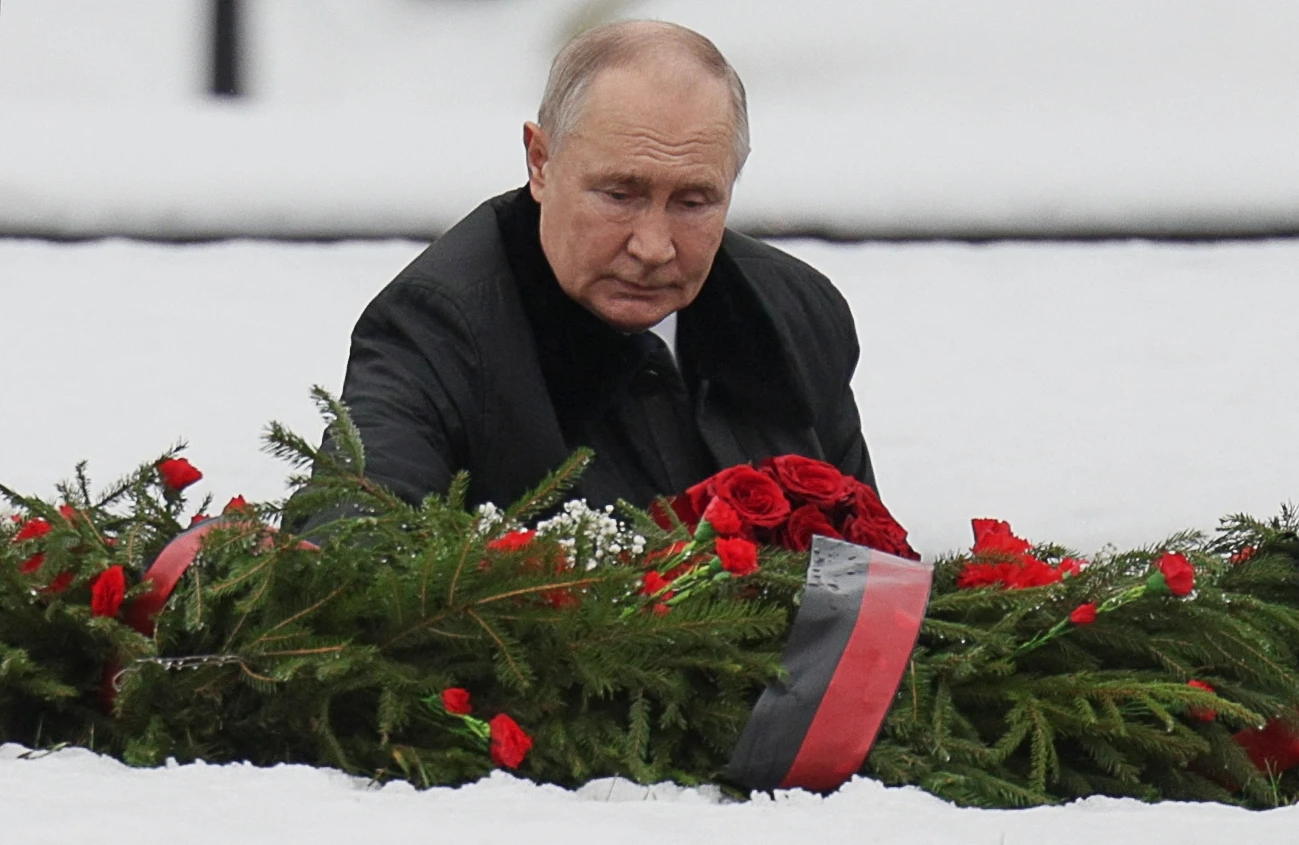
<box><xmin>465</xmin><ymin>609</ymin><xmax>529</xmax><ymax>689</ymax></box>
<box><xmin>503</xmin><ymin>448</ymin><xmax>593</xmax><ymax>524</ymax></box>
<box><xmin>247</xmin><ymin>586</ymin><xmax>350</xmax><ymax>649</ymax></box>
<box><xmin>257</xmin><ymin>646</ymin><xmax>348</xmax><ymax>658</ymax></box>
<box><xmin>469</xmin><ymin>576</ymin><xmax>606</xmax><ymax>608</ymax></box>
<box><xmin>441</xmin><ymin>535</ymin><xmax>474</xmax><ymax>610</ymax></box>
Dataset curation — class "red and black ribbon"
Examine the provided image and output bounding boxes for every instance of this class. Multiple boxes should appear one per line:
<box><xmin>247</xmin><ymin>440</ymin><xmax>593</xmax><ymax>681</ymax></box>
<box><xmin>726</xmin><ymin>536</ymin><xmax>933</xmax><ymax>792</ymax></box>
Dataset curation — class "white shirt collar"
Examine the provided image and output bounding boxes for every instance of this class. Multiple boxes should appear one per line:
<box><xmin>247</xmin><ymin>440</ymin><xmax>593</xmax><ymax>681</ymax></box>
<box><xmin>648</xmin><ymin>312</ymin><xmax>678</xmax><ymax>363</ymax></box>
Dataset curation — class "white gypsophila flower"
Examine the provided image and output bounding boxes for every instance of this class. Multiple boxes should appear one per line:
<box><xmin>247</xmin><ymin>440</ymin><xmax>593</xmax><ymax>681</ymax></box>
<box><xmin>473</xmin><ymin>502</ymin><xmax>506</xmax><ymax>535</ymax></box>
<box><xmin>535</xmin><ymin>498</ymin><xmax>645</xmax><ymax>570</ymax></box>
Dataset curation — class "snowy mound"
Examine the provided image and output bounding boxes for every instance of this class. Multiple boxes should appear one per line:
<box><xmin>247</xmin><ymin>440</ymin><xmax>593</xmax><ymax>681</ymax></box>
<box><xmin>3</xmin><ymin>744</ymin><xmax>1296</xmax><ymax>843</ymax></box>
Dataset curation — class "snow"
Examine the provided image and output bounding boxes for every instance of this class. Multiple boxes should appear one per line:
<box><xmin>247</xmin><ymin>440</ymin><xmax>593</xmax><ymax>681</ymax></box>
<box><xmin>4</xmin><ymin>0</ymin><xmax>1299</xmax><ymax>238</ymax></box>
<box><xmin>4</xmin><ymin>744</ymin><xmax>1297</xmax><ymax>844</ymax></box>
<box><xmin>3</xmin><ymin>235</ymin><xmax>1297</xmax><ymax>564</ymax></box>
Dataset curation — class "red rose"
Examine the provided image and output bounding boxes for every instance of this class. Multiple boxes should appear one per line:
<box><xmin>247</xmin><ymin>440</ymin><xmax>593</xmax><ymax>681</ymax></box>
<box><xmin>1187</xmin><ymin>679</ymin><xmax>1217</xmax><ymax>722</ymax></box>
<box><xmin>13</xmin><ymin>517</ymin><xmax>53</xmax><ymax>543</ymax></box>
<box><xmin>488</xmin><ymin>713</ymin><xmax>533</xmax><ymax>769</ymax></box>
<box><xmin>850</xmin><ymin>482</ymin><xmax>893</xmax><ymax>521</ymax></box>
<box><xmin>971</xmin><ymin>519</ymin><xmax>1033</xmax><ymax>559</ymax></box>
<box><xmin>222</xmin><ymin>495</ymin><xmax>250</xmax><ymax>515</ymax></box>
<box><xmin>761</xmin><ymin>455</ymin><xmax>850</xmax><ymax>507</ymax></box>
<box><xmin>441</xmin><ymin>688</ymin><xmax>473</xmax><ymax>716</ymax></box>
<box><xmin>1153</xmin><ymin>551</ymin><xmax>1195</xmax><ymax>596</ymax></box>
<box><xmin>90</xmin><ymin>565</ymin><xmax>127</xmax><ymax>617</ymax></box>
<box><xmin>487</xmin><ymin>530</ymin><xmax>536</xmax><ymax>552</ymax></box>
<box><xmin>701</xmin><ymin>498</ymin><xmax>744</xmax><ymax>537</ymax></box>
<box><xmin>716</xmin><ymin>537</ymin><xmax>760</xmax><ymax>577</ymax></box>
<box><xmin>844</xmin><ymin>514</ymin><xmax>920</xmax><ymax>561</ymax></box>
<box><xmin>157</xmin><ymin>457</ymin><xmax>203</xmax><ymax>492</ymax></box>
<box><xmin>652</xmin><ymin>495</ymin><xmax>700</xmax><ymax>530</ymax></box>
<box><xmin>697</xmin><ymin>466</ymin><xmax>791</xmax><ymax>529</ymax></box>
<box><xmin>782</xmin><ymin>504</ymin><xmax>842</xmax><ymax>552</ymax></box>
<box><xmin>1069</xmin><ymin>602</ymin><xmax>1097</xmax><ymax>625</ymax></box>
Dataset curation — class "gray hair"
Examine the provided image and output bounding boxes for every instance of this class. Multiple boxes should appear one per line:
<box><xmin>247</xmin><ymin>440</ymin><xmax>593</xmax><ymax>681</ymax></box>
<box><xmin>537</xmin><ymin>20</ymin><xmax>751</xmax><ymax>176</ymax></box>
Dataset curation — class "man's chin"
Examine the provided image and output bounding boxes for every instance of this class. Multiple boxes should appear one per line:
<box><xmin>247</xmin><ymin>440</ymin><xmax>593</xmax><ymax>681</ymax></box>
<box><xmin>590</xmin><ymin>298</ymin><xmax>674</xmax><ymax>333</ymax></box>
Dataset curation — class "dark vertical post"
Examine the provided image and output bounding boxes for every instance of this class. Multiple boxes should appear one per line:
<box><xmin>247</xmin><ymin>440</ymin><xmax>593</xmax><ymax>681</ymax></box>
<box><xmin>211</xmin><ymin>0</ymin><xmax>243</xmax><ymax>97</ymax></box>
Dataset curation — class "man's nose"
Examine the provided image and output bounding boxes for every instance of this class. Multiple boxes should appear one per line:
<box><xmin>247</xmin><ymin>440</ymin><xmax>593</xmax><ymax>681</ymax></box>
<box><xmin>626</xmin><ymin>209</ymin><xmax>676</xmax><ymax>267</ymax></box>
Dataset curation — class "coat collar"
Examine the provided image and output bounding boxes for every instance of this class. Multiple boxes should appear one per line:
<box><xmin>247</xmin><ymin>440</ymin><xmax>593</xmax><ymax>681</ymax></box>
<box><xmin>493</xmin><ymin>187</ymin><xmax>814</xmax><ymax>429</ymax></box>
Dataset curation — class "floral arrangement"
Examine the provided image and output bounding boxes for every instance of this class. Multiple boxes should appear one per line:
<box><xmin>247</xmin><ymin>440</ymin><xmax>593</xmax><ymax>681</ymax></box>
<box><xmin>4</xmin><ymin>390</ymin><xmax>1299</xmax><ymax>808</ymax></box>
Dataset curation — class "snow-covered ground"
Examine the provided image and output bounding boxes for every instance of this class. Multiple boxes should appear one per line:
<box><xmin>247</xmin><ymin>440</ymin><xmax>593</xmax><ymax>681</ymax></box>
<box><xmin>5</xmin><ymin>743</ymin><xmax>1298</xmax><ymax>845</ymax></box>
<box><xmin>4</xmin><ymin>0</ymin><xmax>1299</xmax><ymax>238</ymax></box>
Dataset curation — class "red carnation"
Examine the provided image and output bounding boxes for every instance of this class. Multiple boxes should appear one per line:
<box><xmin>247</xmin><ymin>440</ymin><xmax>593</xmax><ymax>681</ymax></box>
<box><xmin>695</xmin><ymin>465</ymin><xmax>791</xmax><ymax>528</ymax></box>
<box><xmin>1058</xmin><ymin>557</ymin><xmax>1086</xmax><ymax>578</ymax></box>
<box><xmin>971</xmin><ymin>519</ymin><xmax>1034</xmax><ymax>559</ymax></box>
<box><xmin>541</xmin><ymin>588</ymin><xmax>580</xmax><ymax>609</ymax></box>
<box><xmin>1230</xmin><ymin>546</ymin><xmax>1256</xmax><ymax>565</ymax></box>
<box><xmin>1153</xmin><ymin>551</ymin><xmax>1195</xmax><ymax>596</ymax></box>
<box><xmin>190</xmin><ymin>513</ymin><xmax>210</xmax><ymax>527</ymax></box>
<box><xmin>956</xmin><ymin>561</ymin><xmax>1014</xmax><ymax>590</ymax></box>
<box><xmin>1069</xmin><ymin>602</ymin><xmax>1097</xmax><ymax>625</ymax></box>
<box><xmin>488</xmin><ymin>714</ymin><xmax>533</xmax><ymax>769</ymax></box>
<box><xmin>222</xmin><ymin>495</ymin><xmax>250</xmax><ymax>515</ymax></box>
<box><xmin>1187</xmin><ymin>679</ymin><xmax>1217</xmax><ymax>722</ymax></box>
<box><xmin>1007</xmin><ymin>558</ymin><xmax>1064</xmax><ymax>589</ymax></box>
<box><xmin>761</xmin><ymin>455</ymin><xmax>850</xmax><ymax>507</ymax></box>
<box><xmin>487</xmin><ymin>529</ymin><xmax>537</xmax><ymax>552</ymax></box>
<box><xmin>701</xmin><ymin>497</ymin><xmax>744</xmax><ymax>537</ymax></box>
<box><xmin>90</xmin><ymin>565</ymin><xmax>127</xmax><ymax>618</ymax></box>
<box><xmin>157</xmin><ymin>457</ymin><xmax>203</xmax><ymax>492</ymax></box>
<box><xmin>19</xmin><ymin>552</ymin><xmax>46</xmax><ymax>574</ymax></box>
<box><xmin>716</xmin><ymin>536</ymin><xmax>760</xmax><ymax>577</ymax></box>
<box><xmin>441</xmin><ymin>688</ymin><xmax>473</xmax><ymax>716</ymax></box>
<box><xmin>13</xmin><ymin>517</ymin><xmax>53</xmax><ymax>543</ymax></box>
<box><xmin>41</xmin><ymin>571</ymin><xmax>74</xmax><ymax>595</ymax></box>
<box><xmin>640</xmin><ymin>570</ymin><xmax>674</xmax><ymax>598</ymax></box>
<box><xmin>782</xmin><ymin>504</ymin><xmax>842</xmax><ymax>552</ymax></box>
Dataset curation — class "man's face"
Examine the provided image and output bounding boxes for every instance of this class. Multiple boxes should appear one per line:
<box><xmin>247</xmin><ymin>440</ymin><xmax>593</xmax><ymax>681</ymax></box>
<box><xmin>525</xmin><ymin>60</ymin><xmax>736</xmax><ymax>332</ymax></box>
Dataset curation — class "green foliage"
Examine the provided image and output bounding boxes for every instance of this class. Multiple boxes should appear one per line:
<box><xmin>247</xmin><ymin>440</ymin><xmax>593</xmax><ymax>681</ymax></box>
<box><xmin>865</xmin><ymin>510</ymin><xmax>1299</xmax><ymax>808</ymax></box>
<box><xmin>0</xmin><ymin>389</ymin><xmax>790</xmax><ymax>790</ymax></box>
<box><xmin>6</xmin><ymin>391</ymin><xmax>1299</xmax><ymax>809</ymax></box>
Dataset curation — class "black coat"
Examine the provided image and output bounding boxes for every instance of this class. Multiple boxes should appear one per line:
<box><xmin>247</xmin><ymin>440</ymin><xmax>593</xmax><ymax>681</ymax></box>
<box><xmin>335</xmin><ymin>187</ymin><xmax>875</xmax><ymax>512</ymax></box>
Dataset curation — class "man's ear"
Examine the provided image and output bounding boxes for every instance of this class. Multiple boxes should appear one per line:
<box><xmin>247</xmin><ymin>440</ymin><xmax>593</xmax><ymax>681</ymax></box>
<box><xmin>523</xmin><ymin>122</ymin><xmax>549</xmax><ymax>202</ymax></box>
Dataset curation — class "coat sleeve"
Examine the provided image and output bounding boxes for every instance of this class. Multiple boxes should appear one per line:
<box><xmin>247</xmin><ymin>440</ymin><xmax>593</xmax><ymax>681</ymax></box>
<box><xmin>807</xmin><ymin>273</ymin><xmax>879</xmax><ymax>493</ymax></box>
<box><xmin>332</xmin><ymin>280</ymin><xmax>483</xmax><ymax>506</ymax></box>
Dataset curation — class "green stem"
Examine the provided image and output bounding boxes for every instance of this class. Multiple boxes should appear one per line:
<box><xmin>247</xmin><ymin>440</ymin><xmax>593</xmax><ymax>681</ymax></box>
<box><xmin>1014</xmin><ymin>583</ymin><xmax>1150</xmax><ymax>658</ymax></box>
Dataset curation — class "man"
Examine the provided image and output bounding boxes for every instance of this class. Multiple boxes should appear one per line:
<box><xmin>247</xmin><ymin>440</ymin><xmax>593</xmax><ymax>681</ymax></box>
<box><xmin>336</xmin><ymin>20</ymin><xmax>875</xmax><ymax>511</ymax></box>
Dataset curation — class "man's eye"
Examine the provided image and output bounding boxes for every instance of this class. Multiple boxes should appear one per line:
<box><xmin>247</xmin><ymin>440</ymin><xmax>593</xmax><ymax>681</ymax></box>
<box><xmin>604</xmin><ymin>190</ymin><xmax>631</xmax><ymax>202</ymax></box>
